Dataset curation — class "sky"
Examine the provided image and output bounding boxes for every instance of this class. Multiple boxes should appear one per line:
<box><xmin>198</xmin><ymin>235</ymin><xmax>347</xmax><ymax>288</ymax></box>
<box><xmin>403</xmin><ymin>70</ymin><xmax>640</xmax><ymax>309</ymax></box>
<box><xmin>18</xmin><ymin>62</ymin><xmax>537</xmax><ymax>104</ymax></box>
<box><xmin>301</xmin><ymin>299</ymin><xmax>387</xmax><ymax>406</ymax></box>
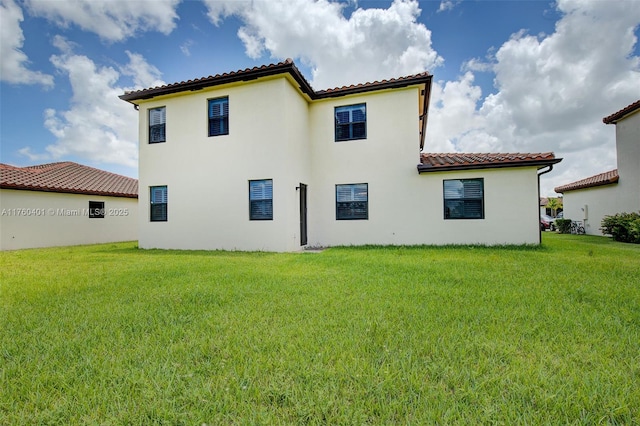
<box><xmin>1</xmin><ymin>0</ymin><xmax>639</xmax><ymax>197</ymax></box>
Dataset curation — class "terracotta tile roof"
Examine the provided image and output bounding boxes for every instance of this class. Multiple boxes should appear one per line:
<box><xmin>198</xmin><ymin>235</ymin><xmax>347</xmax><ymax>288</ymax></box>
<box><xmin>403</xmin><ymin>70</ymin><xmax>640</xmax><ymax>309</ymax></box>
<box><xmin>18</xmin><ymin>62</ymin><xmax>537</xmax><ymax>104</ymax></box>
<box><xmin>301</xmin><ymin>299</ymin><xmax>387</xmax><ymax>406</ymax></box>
<box><xmin>418</xmin><ymin>152</ymin><xmax>561</xmax><ymax>173</ymax></box>
<box><xmin>120</xmin><ymin>58</ymin><xmax>432</xmax><ymax>103</ymax></box>
<box><xmin>0</xmin><ymin>162</ymin><xmax>138</xmax><ymax>198</ymax></box>
<box><xmin>603</xmin><ymin>99</ymin><xmax>640</xmax><ymax>124</ymax></box>
<box><xmin>554</xmin><ymin>169</ymin><xmax>619</xmax><ymax>193</ymax></box>
<box><xmin>315</xmin><ymin>72</ymin><xmax>432</xmax><ymax>97</ymax></box>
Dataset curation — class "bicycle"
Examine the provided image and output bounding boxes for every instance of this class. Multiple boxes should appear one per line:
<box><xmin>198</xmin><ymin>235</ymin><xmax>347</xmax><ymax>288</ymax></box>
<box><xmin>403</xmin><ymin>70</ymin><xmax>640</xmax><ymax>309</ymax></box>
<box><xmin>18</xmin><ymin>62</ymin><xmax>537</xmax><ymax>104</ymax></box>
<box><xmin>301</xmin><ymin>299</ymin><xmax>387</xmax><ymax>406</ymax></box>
<box><xmin>570</xmin><ymin>220</ymin><xmax>585</xmax><ymax>235</ymax></box>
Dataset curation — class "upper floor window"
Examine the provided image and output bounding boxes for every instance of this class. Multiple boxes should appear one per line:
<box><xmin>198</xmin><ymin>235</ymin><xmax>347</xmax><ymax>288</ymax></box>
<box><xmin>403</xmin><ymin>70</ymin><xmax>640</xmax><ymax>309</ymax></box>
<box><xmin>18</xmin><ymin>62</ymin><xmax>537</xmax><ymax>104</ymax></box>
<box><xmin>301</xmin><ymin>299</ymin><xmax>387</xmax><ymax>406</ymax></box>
<box><xmin>249</xmin><ymin>179</ymin><xmax>273</xmax><ymax>220</ymax></box>
<box><xmin>336</xmin><ymin>183</ymin><xmax>368</xmax><ymax>220</ymax></box>
<box><xmin>335</xmin><ymin>103</ymin><xmax>366</xmax><ymax>141</ymax></box>
<box><xmin>444</xmin><ymin>178</ymin><xmax>484</xmax><ymax>219</ymax></box>
<box><xmin>149</xmin><ymin>107</ymin><xmax>166</xmax><ymax>143</ymax></box>
<box><xmin>150</xmin><ymin>185</ymin><xmax>168</xmax><ymax>222</ymax></box>
<box><xmin>209</xmin><ymin>97</ymin><xmax>229</xmax><ymax>137</ymax></box>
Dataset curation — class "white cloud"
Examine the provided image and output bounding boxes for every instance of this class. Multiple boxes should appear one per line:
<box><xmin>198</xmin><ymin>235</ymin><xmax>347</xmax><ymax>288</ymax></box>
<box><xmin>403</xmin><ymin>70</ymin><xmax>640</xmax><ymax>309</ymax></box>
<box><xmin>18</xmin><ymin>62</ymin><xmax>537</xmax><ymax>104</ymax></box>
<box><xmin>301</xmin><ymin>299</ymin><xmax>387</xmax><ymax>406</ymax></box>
<box><xmin>24</xmin><ymin>0</ymin><xmax>181</xmax><ymax>42</ymax></box>
<box><xmin>437</xmin><ymin>0</ymin><xmax>460</xmax><ymax>13</ymax></box>
<box><xmin>204</xmin><ymin>0</ymin><xmax>638</xmax><ymax>196</ymax></box>
<box><xmin>204</xmin><ymin>0</ymin><xmax>443</xmax><ymax>89</ymax></box>
<box><xmin>0</xmin><ymin>0</ymin><xmax>53</xmax><ymax>86</ymax></box>
<box><xmin>19</xmin><ymin>37</ymin><xmax>164</xmax><ymax>168</ymax></box>
<box><xmin>427</xmin><ymin>0</ymin><xmax>640</xmax><ymax>195</ymax></box>
<box><xmin>180</xmin><ymin>39</ymin><xmax>194</xmax><ymax>56</ymax></box>
<box><xmin>120</xmin><ymin>51</ymin><xmax>164</xmax><ymax>89</ymax></box>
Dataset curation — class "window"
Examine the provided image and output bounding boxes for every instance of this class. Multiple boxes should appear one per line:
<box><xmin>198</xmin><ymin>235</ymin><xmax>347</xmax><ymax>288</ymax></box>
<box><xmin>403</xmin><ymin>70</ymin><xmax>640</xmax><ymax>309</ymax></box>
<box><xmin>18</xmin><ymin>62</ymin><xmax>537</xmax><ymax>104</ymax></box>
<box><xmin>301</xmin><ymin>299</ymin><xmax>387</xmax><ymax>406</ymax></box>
<box><xmin>444</xmin><ymin>179</ymin><xmax>484</xmax><ymax>219</ymax></box>
<box><xmin>336</xmin><ymin>183</ymin><xmax>368</xmax><ymax>220</ymax></box>
<box><xmin>249</xmin><ymin>179</ymin><xmax>273</xmax><ymax>220</ymax></box>
<box><xmin>335</xmin><ymin>103</ymin><xmax>366</xmax><ymax>141</ymax></box>
<box><xmin>149</xmin><ymin>107</ymin><xmax>166</xmax><ymax>143</ymax></box>
<box><xmin>89</xmin><ymin>201</ymin><xmax>104</xmax><ymax>219</ymax></box>
<box><xmin>150</xmin><ymin>186</ymin><xmax>168</xmax><ymax>222</ymax></box>
<box><xmin>208</xmin><ymin>97</ymin><xmax>229</xmax><ymax>136</ymax></box>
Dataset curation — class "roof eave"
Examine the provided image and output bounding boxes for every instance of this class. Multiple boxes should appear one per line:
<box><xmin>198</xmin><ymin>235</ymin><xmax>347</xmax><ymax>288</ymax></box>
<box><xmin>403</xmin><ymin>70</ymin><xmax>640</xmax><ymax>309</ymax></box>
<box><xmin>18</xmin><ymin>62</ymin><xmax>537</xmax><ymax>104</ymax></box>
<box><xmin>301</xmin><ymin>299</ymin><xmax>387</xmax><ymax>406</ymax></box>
<box><xmin>315</xmin><ymin>74</ymin><xmax>432</xmax><ymax>99</ymax></box>
<box><xmin>602</xmin><ymin>100</ymin><xmax>640</xmax><ymax>124</ymax></box>
<box><xmin>554</xmin><ymin>177</ymin><xmax>619</xmax><ymax>193</ymax></box>
<box><xmin>0</xmin><ymin>184</ymin><xmax>138</xmax><ymax>199</ymax></box>
<box><xmin>416</xmin><ymin>158</ymin><xmax>562</xmax><ymax>174</ymax></box>
<box><xmin>119</xmin><ymin>61</ymin><xmax>315</xmax><ymax>104</ymax></box>
<box><xmin>120</xmin><ymin>62</ymin><xmax>432</xmax><ymax>104</ymax></box>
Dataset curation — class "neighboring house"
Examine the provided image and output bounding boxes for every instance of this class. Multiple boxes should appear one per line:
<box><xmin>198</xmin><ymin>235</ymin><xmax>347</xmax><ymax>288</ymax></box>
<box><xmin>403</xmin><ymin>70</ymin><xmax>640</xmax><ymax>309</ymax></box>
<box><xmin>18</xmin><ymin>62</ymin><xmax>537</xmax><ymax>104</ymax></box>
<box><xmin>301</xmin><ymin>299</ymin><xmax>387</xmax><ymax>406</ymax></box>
<box><xmin>0</xmin><ymin>162</ymin><xmax>138</xmax><ymax>250</ymax></box>
<box><xmin>539</xmin><ymin>197</ymin><xmax>563</xmax><ymax>217</ymax></box>
<box><xmin>120</xmin><ymin>59</ymin><xmax>560</xmax><ymax>252</ymax></box>
<box><xmin>555</xmin><ymin>100</ymin><xmax>640</xmax><ymax>235</ymax></box>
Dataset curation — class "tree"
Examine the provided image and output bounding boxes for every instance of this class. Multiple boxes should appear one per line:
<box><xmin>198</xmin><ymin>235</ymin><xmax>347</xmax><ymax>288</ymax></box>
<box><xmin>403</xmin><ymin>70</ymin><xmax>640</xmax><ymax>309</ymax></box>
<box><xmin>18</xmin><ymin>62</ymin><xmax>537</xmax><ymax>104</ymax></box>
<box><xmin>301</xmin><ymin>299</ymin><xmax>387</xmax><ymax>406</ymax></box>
<box><xmin>546</xmin><ymin>197</ymin><xmax>562</xmax><ymax>217</ymax></box>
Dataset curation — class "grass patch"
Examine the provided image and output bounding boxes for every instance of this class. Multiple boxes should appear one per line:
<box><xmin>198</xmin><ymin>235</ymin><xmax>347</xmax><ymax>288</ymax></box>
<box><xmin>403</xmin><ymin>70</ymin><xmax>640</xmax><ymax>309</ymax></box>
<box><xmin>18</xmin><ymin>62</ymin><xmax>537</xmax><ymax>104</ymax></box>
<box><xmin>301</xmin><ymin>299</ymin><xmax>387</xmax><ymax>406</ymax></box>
<box><xmin>1</xmin><ymin>234</ymin><xmax>639</xmax><ymax>424</ymax></box>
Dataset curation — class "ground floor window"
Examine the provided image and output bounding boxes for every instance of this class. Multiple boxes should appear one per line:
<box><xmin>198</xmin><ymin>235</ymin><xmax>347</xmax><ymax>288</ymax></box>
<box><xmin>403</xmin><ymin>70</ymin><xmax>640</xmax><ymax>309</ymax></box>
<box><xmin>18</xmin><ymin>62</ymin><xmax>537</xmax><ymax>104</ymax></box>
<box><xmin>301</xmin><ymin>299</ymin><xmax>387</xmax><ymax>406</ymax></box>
<box><xmin>444</xmin><ymin>178</ymin><xmax>484</xmax><ymax>219</ymax></box>
<box><xmin>89</xmin><ymin>201</ymin><xmax>104</xmax><ymax>218</ymax></box>
<box><xmin>150</xmin><ymin>186</ymin><xmax>168</xmax><ymax>221</ymax></box>
<box><xmin>249</xmin><ymin>179</ymin><xmax>273</xmax><ymax>220</ymax></box>
<box><xmin>336</xmin><ymin>183</ymin><xmax>368</xmax><ymax>220</ymax></box>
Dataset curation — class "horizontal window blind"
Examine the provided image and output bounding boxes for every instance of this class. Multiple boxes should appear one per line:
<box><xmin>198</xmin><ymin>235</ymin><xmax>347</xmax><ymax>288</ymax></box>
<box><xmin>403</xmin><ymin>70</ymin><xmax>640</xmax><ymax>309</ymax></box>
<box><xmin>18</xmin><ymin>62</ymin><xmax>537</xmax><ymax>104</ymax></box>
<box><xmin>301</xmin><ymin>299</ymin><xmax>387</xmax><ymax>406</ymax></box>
<box><xmin>149</xmin><ymin>107</ymin><xmax>166</xmax><ymax>143</ymax></box>
<box><xmin>150</xmin><ymin>185</ymin><xmax>168</xmax><ymax>222</ymax></box>
<box><xmin>249</xmin><ymin>179</ymin><xmax>273</xmax><ymax>220</ymax></box>
<box><xmin>335</xmin><ymin>104</ymin><xmax>366</xmax><ymax>141</ymax></box>
<box><xmin>209</xmin><ymin>97</ymin><xmax>229</xmax><ymax>136</ymax></box>
<box><xmin>443</xmin><ymin>179</ymin><xmax>484</xmax><ymax>219</ymax></box>
<box><xmin>336</xmin><ymin>183</ymin><xmax>368</xmax><ymax>220</ymax></box>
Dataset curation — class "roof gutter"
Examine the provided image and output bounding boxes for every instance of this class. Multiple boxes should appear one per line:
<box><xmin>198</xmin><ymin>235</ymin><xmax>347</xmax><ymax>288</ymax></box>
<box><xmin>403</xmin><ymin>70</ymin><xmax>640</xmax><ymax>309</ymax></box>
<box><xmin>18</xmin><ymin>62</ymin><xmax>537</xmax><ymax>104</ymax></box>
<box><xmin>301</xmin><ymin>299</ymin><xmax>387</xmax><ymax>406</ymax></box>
<box><xmin>536</xmin><ymin>163</ymin><xmax>555</xmax><ymax>244</ymax></box>
<box><xmin>417</xmin><ymin>158</ymin><xmax>561</xmax><ymax>173</ymax></box>
<box><xmin>419</xmin><ymin>80</ymin><xmax>432</xmax><ymax>151</ymax></box>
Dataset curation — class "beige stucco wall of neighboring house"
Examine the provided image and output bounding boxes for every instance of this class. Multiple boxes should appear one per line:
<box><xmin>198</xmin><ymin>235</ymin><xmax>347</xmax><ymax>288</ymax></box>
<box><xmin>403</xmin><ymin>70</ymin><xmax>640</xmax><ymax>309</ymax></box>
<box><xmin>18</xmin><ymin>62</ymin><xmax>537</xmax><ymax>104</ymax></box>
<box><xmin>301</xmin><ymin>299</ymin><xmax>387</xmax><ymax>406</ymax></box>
<box><xmin>137</xmin><ymin>76</ymin><xmax>312</xmax><ymax>251</ymax></box>
<box><xmin>561</xmin><ymin>108</ymin><xmax>639</xmax><ymax>236</ymax></box>
<box><xmin>561</xmin><ymin>184</ymin><xmax>620</xmax><ymax>235</ymax></box>
<box><xmin>615</xmin><ymin>109</ymin><xmax>640</xmax><ymax>213</ymax></box>
<box><xmin>0</xmin><ymin>189</ymin><xmax>138</xmax><ymax>250</ymax></box>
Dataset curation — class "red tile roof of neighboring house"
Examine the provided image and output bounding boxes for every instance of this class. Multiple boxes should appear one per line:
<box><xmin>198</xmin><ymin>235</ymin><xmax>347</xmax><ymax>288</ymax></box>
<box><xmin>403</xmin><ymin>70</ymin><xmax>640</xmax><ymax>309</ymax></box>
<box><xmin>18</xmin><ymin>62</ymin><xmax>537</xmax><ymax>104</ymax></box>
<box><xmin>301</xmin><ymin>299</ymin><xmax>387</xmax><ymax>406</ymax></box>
<box><xmin>418</xmin><ymin>152</ymin><xmax>561</xmax><ymax>173</ymax></box>
<box><xmin>602</xmin><ymin>99</ymin><xmax>640</xmax><ymax>124</ymax></box>
<box><xmin>0</xmin><ymin>162</ymin><xmax>138</xmax><ymax>198</ymax></box>
<box><xmin>119</xmin><ymin>58</ymin><xmax>432</xmax><ymax>103</ymax></box>
<box><xmin>554</xmin><ymin>169</ymin><xmax>619</xmax><ymax>193</ymax></box>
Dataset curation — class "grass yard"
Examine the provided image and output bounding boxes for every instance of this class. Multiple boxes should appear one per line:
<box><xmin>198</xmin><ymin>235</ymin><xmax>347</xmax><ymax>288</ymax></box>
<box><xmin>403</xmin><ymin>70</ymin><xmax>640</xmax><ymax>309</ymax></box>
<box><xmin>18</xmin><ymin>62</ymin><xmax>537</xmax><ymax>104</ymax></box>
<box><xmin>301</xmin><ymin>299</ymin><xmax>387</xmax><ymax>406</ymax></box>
<box><xmin>1</xmin><ymin>233</ymin><xmax>639</xmax><ymax>425</ymax></box>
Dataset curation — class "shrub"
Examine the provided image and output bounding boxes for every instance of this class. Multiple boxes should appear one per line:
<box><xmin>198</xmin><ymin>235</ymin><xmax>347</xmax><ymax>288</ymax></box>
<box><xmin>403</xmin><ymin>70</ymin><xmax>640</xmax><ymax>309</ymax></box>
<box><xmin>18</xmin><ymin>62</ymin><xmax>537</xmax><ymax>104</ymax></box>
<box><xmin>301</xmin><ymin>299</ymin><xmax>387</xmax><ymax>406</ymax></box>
<box><xmin>555</xmin><ymin>218</ymin><xmax>573</xmax><ymax>234</ymax></box>
<box><xmin>601</xmin><ymin>212</ymin><xmax>640</xmax><ymax>243</ymax></box>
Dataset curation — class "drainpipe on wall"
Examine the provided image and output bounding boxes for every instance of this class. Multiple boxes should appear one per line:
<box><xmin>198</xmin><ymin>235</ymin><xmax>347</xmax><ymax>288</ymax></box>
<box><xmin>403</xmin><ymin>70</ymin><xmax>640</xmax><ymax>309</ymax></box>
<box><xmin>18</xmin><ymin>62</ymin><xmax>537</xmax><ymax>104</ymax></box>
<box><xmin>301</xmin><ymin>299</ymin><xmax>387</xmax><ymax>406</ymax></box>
<box><xmin>537</xmin><ymin>165</ymin><xmax>555</xmax><ymax>244</ymax></box>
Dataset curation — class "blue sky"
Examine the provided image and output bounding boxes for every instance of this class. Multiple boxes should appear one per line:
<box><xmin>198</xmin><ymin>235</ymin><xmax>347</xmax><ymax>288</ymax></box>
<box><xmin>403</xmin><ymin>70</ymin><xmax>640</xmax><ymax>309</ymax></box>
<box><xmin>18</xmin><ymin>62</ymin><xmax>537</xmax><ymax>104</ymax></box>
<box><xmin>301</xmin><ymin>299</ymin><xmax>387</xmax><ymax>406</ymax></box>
<box><xmin>1</xmin><ymin>0</ymin><xmax>639</xmax><ymax>196</ymax></box>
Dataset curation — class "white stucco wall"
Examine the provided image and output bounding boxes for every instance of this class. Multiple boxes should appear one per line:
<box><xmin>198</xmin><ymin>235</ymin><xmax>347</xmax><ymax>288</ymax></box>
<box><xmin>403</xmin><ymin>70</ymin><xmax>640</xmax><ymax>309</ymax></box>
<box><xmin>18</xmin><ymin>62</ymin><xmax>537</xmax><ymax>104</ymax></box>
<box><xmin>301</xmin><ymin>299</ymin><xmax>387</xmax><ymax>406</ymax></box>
<box><xmin>137</xmin><ymin>76</ymin><xmax>312</xmax><ymax>251</ymax></box>
<box><xmin>0</xmin><ymin>189</ymin><xmax>138</xmax><ymax>250</ymax></box>
<box><xmin>561</xmin><ymin>185</ymin><xmax>620</xmax><ymax>235</ymax></box>
<box><xmin>135</xmin><ymin>74</ymin><xmax>545</xmax><ymax>251</ymax></box>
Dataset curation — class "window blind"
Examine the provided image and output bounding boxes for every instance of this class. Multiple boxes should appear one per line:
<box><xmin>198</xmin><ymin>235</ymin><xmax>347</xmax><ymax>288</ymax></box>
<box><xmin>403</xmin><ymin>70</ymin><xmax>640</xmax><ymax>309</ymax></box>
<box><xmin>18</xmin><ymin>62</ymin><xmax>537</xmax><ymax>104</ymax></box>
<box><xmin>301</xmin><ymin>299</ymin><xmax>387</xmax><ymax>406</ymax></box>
<box><xmin>249</xmin><ymin>179</ymin><xmax>273</xmax><ymax>220</ymax></box>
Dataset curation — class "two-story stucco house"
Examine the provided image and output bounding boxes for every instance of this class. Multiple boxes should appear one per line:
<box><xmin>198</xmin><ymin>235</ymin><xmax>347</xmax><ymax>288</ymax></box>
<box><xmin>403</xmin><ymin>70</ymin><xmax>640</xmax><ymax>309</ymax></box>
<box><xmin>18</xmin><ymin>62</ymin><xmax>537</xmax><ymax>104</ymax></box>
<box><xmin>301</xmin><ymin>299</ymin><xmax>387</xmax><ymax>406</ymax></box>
<box><xmin>555</xmin><ymin>100</ymin><xmax>640</xmax><ymax>235</ymax></box>
<box><xmin>120</xmin><ymin>59</ymin><xmax>560</xmax><ymax>252</ymax></box>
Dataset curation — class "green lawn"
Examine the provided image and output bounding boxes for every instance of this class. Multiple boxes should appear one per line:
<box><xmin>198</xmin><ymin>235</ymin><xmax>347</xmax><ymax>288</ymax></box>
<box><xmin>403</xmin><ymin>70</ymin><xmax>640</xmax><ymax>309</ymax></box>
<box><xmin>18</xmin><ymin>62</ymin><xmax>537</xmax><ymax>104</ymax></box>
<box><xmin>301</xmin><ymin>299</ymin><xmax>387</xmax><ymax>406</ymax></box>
<box><xmin>1</xmin><ymin>233</ymin><xmax>639</xmax><ymax>425</ymax></box>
